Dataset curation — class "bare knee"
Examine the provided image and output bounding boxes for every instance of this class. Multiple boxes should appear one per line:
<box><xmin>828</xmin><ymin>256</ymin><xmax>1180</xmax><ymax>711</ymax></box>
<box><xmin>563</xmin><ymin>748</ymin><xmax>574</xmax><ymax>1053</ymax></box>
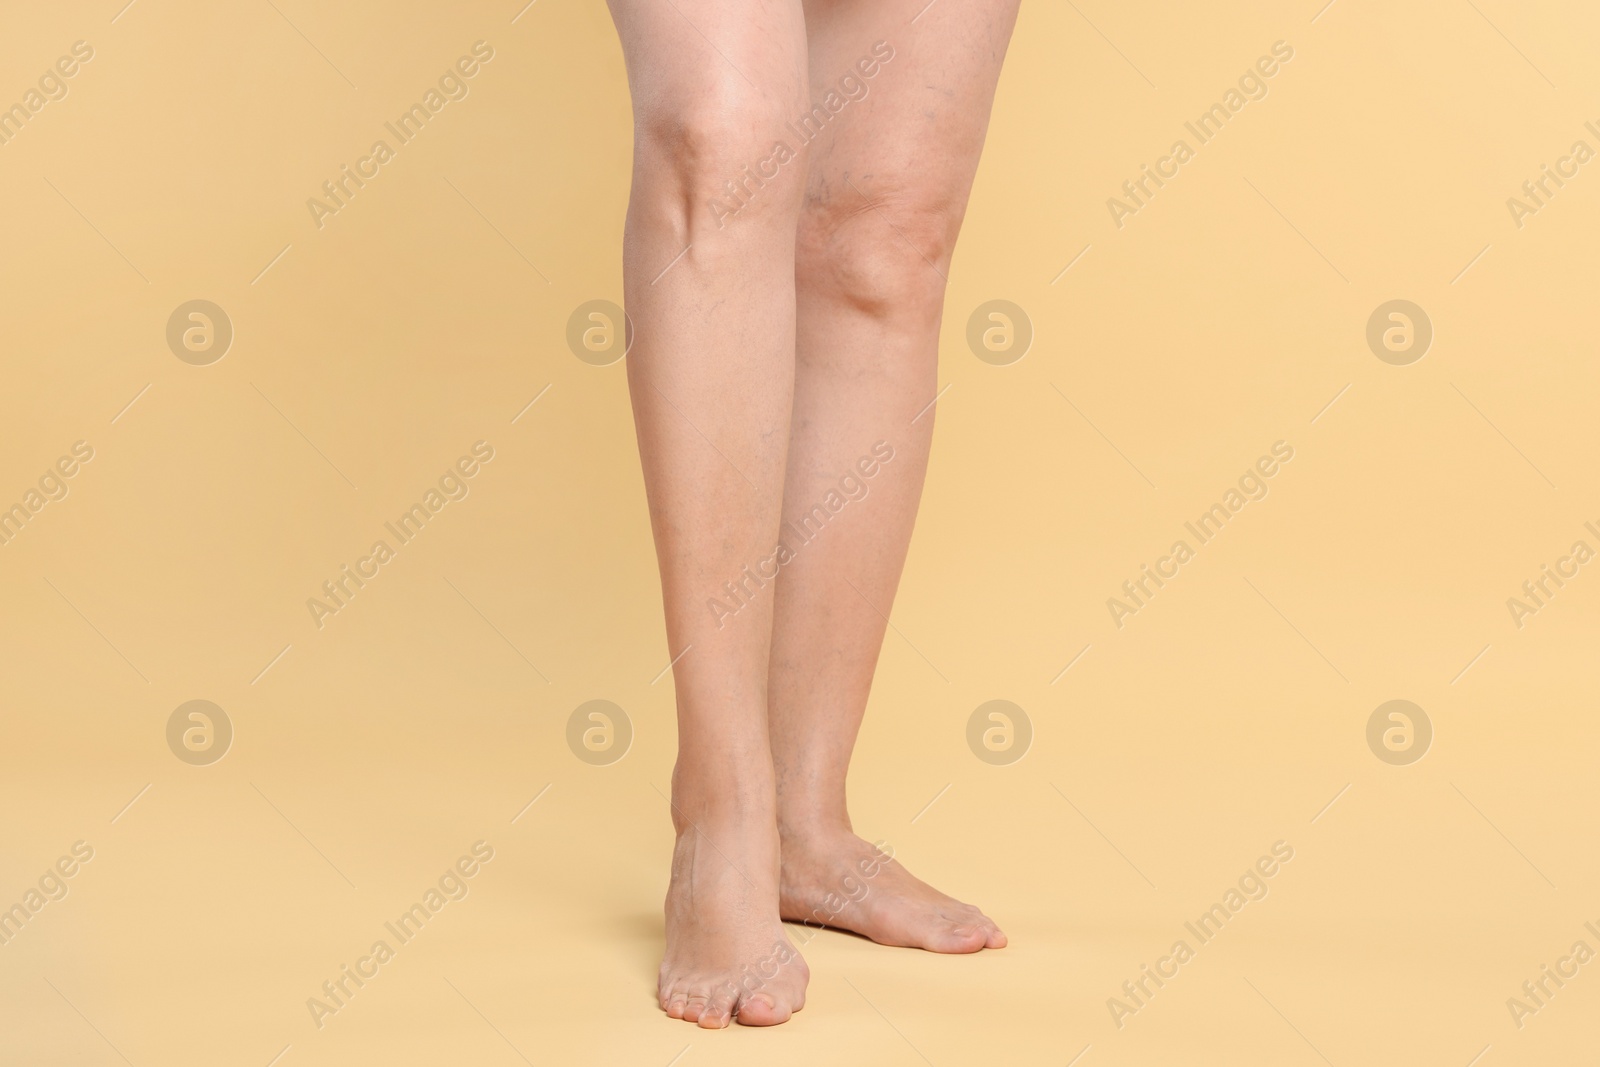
<box><xmin>630</xmin><ymin>85</ymin><xmax>807</xmax><ymax>243</ymax></box>
<box><xmin>796</xmin><ymin>182</ymin><xmax>963</xmax><ymax>319</ymax></box>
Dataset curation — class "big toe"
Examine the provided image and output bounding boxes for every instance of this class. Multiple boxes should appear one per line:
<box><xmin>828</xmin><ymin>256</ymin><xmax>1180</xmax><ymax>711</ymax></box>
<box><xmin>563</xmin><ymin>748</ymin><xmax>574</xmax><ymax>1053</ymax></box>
<box><xmin>929</xmin><ymin>921</ymin><xmax>990</xmax><ymax>953</ymax></box>
<box><xmin>735</xmin><ymin>991</ymin><xmax>791</xmax><ymax>1026</ymax></box>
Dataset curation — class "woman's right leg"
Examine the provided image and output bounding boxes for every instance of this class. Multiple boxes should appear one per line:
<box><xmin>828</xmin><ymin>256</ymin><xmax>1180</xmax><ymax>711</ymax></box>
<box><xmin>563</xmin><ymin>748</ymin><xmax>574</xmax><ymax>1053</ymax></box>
<box><xmin>606</xmin><ymin>0</ymin><xmax>811</xmax><ymax>1029</ymax></box>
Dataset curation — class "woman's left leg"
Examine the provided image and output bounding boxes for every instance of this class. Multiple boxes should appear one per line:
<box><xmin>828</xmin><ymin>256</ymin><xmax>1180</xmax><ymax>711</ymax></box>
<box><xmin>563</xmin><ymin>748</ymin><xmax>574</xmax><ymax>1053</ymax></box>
<box><xmin>768</xmin><ymin>0</ymin><xmax>1021</xmax><ymax>950</ymax></box>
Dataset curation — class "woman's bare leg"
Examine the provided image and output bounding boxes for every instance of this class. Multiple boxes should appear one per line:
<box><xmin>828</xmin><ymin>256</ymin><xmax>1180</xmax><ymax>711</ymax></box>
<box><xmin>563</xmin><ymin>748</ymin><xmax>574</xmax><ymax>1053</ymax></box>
<box><xmin>606</xmin><ymin>0</ymin><xmax>811</xmax><ymax>1027</ymax></box>
<box><xmin>769</xmin><ymin>0</ymin><xmax>1020</xmax><ymax>951</ymax></box>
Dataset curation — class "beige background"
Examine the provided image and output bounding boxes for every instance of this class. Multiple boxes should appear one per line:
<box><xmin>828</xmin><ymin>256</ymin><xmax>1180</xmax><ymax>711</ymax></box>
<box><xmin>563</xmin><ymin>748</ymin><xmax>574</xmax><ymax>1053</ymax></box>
<box><xmin>2</xmin><ymin>1</ymin><xmax>1598</xmax><ymax>1064</ymax></box>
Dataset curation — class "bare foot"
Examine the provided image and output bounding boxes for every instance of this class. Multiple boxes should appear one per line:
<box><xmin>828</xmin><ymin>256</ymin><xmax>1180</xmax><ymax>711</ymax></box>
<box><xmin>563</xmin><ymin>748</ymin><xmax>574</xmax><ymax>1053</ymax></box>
<box><xmin>659</xmin><ymin>812</ymin><xmax>808</xmax><ymax>1027</ymax></box>
<box><xmin>779</xmin><ymin>831</ymin><xmax>1007</xmax><ymax>953</ymax></box>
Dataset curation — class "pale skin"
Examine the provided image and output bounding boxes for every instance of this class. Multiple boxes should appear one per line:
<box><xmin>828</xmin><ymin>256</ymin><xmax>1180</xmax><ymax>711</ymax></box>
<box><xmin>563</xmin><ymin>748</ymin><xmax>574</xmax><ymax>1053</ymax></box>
<box><xmin>606</xmin><ymin>0</ymin><xmax>1021</xmax><ymax>1029</ymax></box>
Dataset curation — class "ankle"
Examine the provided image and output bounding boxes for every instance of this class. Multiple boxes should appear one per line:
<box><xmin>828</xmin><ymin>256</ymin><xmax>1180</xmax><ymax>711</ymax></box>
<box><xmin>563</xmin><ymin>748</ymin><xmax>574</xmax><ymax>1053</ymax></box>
<box><xmin>670</xmin><ymin>768</ymin><xmax>778</xmax><ymax>834</ymax></box>
<box><xmin>777</xmin><ymin>810</ymin><xmax>853</xmax><ymax>849</ymax></box>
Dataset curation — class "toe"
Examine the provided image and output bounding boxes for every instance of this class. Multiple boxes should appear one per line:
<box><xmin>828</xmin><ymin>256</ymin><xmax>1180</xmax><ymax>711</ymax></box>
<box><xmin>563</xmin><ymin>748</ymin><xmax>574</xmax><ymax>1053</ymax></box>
<box><xmin>928</xmin><ymin>921</ymin><xmax>989</xmax><ymax>953</ymax></box>
<box><xmin>698</xmin><ymin>988</ymin><xmax>737</xmax><ymax>1029</ymax></box>
<box><xmin>681</xmin><ymin>994</ymin><xmax>708</xmax><ymax>1023</ymax></box>
<box><xmin>664</xmin><ymin>991</ymin><xmax>689</xmax><ymax>1019</ymax></box>
<box><xmin>735</xmin><ymin>991</ymin><xmax>790</xmax><ymax>1026</ymax></box>
<box><xmin>984</xmin><ymin>923</ymin><xmax>1008</xmax><ymax>949</ymax></box>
